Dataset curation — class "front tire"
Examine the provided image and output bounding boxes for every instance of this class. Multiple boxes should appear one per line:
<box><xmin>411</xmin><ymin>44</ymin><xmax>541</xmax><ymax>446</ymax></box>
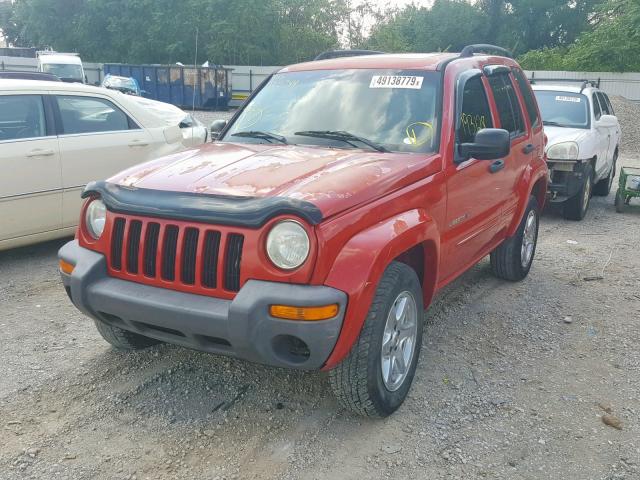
<box><xmin>563</xmin><ymin>164</ymin><xmax>593</xmax><ymax>221</ymax></box>
<box><xmin>94</xmin><ymin>320</ymin><xmax>161</xmax><ymax>350</ymax></box>
<box><xmin>490</xmin><ymin>195</ymin><xmax>539</xmax><ymax>282</ymax></box>
<box><xmin>329</xmin><ymin>262</ymin><xmax>423</xmax><ymax>418</ymax></box>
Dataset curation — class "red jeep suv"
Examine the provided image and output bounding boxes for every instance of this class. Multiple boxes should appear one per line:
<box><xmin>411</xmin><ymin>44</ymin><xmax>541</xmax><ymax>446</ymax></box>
<box><xmin>59</xmin><ymin>45</ymin><xmax>548</xmax><ymax>417</ymax></box>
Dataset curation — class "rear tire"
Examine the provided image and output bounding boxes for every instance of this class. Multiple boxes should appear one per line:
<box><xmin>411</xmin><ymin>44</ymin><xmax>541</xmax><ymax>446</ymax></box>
<box><xmin>329</xmin><ymin>262</ymin><xmax>423</xmax><ymax>418</ymax></box>
<box><xmin>593</xmin><ymin>153</ymin><xmax>617</xmax><ymax>196</ymax></box>
<box><xmin>490</xmin><ymin>195</ymin><xmax>539</xmax><ymax>282</ymax></box>
<box><xmin>563</xmin><ymin>165</ymin><xmax>593</xmax><ymax>221</ymax></box>
<box><xmin>94</xmin><ymin>320</ymin><xmax>161</xmax><ymax>350</ymax></box>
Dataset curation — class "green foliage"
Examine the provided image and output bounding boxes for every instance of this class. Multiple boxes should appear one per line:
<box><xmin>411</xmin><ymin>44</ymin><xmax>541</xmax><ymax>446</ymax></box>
<box><xmin>518</xmin><ymin>0</ymin><xmax>640</xmax><ymax>72</ymax></box>
<box><xmin>1</xmin><ymin>0</ymin><xmax>346</xmax><ymax>64</ymax></box>
<box><xmin>1</xmin><ymin>0</ymin><xmax>639</xmax><ymax>71</ymax></box>
<box><xmin>365</xmin><ymin>1</ymin><xmax>485</xmax><ymax>53</ymax></box>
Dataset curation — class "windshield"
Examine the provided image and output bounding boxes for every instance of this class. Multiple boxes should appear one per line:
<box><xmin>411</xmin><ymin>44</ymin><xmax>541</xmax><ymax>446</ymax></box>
<box><xmin>534</xmin><ymin>90</ymin><xmax>589</xmax><ymax>129</ymax></box>
<box><xmin>222</xmin><ymin>69</ymin><xmax>441</xmax><ymax>153</ymax></box>
<box><xmin>103</xmin><ymin>76</ymin><xmax>138</xmax><ymax>92</ymax></box>
<box><xmin>42</xmin><ymin>63</ymin><xmax>83</xmax><ymax>81</ymax></box>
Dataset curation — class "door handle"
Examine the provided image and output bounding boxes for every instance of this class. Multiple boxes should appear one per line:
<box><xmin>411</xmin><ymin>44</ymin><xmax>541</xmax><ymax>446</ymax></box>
<box><xmin>522</xmin><ymin>143</ymin><xmax>535</xmax><ymax>154</ymax></box>
<box><xmin>128</xmin><ymin>140</ymin><xmax>149</xmax><ymax>147</ymax></box>
<box><xmin>489</xmin><ymin>159</ymin><xmax>505</xmax><ymax>173</ymax></box>
<box><xmin>26</xmin><ymin>149</ymin><xmax>55</xmax><ymax>157</ymax></box>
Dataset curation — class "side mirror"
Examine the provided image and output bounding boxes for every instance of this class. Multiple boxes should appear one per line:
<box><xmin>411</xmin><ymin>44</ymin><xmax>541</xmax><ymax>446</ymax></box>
<box><xmin>597</xmin><ymin>114</ymin><xmax>617</xmax><ymax>128</ymax></box>
<box><xmin>458</xmin><ymin>128</ymin><xmax>510</xmax><ymax>161</ymax></box>
<box><xmin>209</xmin><ymin>119</ymin><xmax>228</xmax><ymax>140</ymax></box>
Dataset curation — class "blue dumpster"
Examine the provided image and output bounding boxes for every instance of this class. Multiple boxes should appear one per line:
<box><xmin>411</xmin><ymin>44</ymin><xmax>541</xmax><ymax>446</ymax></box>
<box><xmin>103</xmin><ymin>63</ymin><xmax>233</xmax><ymax>110</ymax></box>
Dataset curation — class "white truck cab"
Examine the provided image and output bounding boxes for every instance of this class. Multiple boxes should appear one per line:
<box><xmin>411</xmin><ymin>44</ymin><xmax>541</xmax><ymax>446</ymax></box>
<box><xmin>532</xmin><ymin>80</ymin><xmax>621</xmax><ymax>220</ymax></box>
<box><xmin>37</xmin><ymin>51</ymin><xmax>86</xmax><ymax>84</ymax></box>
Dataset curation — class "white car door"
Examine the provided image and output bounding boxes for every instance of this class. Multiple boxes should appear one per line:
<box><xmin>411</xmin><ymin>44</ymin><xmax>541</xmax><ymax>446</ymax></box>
<box><xmin>0</xmin><ymin>94</ymin><xmax>63</xmax><ymax>242</ymax></box>
<box><xmin>54</xmin><ymin>94</ymin><xmax>158</xmax><ymax>228</ymax></box>
<box><xmin>597</xmin><ymin>92</ymin><xmax>619</xmax><ymax>161</ymax></box>
<box><xmin>591</xmin><ymin>92</ymin><xmax>611</xmax><ymax>178</ymax></box>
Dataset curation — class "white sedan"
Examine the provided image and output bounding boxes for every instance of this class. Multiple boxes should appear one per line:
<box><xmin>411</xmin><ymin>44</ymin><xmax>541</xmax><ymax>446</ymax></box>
<box><xmin>532</xmin><ymin>82</ymin><xmax>621</xmax><ymax>220</ymax></box>
<box><xmin>0</xmin><ymin>79</ymin><xmax>208</xmax><ymax>250</ymax></box>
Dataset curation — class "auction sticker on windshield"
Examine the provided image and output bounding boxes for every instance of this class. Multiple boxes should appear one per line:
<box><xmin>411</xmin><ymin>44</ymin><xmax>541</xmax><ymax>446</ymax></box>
<box><xmin>370</xmin><ymin>75</ymin><xmax>424</xmax><ymax>89</ymax></box>
<box><xmin>555</xmin><ymin>96</ymin><xmax>581</xmax><ymax>103</ymax></box>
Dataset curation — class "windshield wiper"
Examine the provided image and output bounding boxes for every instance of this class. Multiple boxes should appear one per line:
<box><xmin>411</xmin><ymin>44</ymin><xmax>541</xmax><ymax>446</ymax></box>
<box><xmin>231</xmin><ymin>130</ymin><xmax>288</xmax><ymax>144</ymax></box>
<box><xmin>294</xmin><ymin>130</ymin><xmax>389</xmax><ymax>153</ymax></box>
<box><xmin>543</xmin><ymin>120</ymin><xmax>565</xmax><ymax>127</ymax></box>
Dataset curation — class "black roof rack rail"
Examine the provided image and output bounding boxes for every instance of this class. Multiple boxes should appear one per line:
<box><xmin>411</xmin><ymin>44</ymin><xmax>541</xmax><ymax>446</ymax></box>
<box><xmin>527</xmin><ymin>76</ymin><xmax>601</xmax><ymax>92</ymax></box>
<box><xmin>314</xmin><ymin>49</ymin><xmax>385</xmax><ymax>61</ymax></box>
<box><xmin>460</xmin><ymin>44</ymin><xmax>513</xmax><ymax>59</ymax></box>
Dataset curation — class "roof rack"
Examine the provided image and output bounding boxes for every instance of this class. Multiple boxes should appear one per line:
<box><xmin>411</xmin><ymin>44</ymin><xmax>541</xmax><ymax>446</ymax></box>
<box><xmin>314</xmin><ymin>49</ymin><xmax>385</xmax><ymax>61</ymax></box>
<box><xmin>460</xmin><ymin>44</ymin><xmax>513</xmax><ymax>59</ymax></box>
<box><xmin>528</xmin><ymin>76</ymin><xmax>601</xmax><ymax>92</ymax></box>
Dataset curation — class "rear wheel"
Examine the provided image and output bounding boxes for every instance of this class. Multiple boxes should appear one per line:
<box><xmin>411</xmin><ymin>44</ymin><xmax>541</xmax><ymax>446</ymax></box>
<box><xmin>329</xmin><ymin>262</ymin><xmax>423</xmax><ymax>417</ymax></box>
<box><xmin>563</xmin><ymin>165</ymin><xmax>593</xmax><ymax>221</ymax></box>
<box><xmin>490</xmin><ymin>195</ymin><xmax>539</xmax><ymax>282</ymax></box>
<box><xmin>94</xmin><ymin>320</ymin><xmax>161</xmax><ymax>350</ymax></box>
<box><xmin>593</xmin><ymin>153</ymin><xmax>617</xmax><ymax>196</ymax></box>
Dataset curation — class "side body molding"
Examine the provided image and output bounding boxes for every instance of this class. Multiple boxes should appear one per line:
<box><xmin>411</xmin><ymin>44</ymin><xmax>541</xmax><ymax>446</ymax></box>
<box><xmin>321</xmin><ymin>208</ymin><xmax>440</xmax><ymax>369</ymax></box>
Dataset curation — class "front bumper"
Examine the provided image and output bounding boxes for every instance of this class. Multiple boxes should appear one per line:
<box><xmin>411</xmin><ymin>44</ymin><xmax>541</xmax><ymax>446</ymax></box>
<box><xmin>59</xmin><ymin>240</ymin><xmax>347</xmax><ymax>370</ymax></box>
<box><xmin>547</xmin><ymin>159</ymin><xmax>590</xmax><ymax>202</ymax></box>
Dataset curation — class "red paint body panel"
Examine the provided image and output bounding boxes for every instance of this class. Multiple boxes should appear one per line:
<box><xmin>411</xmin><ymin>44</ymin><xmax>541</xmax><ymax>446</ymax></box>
<box><xmin>78</xmin><ymin>52</ymin><xmax>548</xmax><ymax>371</ymax></box>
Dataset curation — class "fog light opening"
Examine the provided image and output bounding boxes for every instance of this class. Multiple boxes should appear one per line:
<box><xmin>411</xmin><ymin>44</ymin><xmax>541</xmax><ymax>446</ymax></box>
<box><xmin>272</xmin><ymin>335</ymin><xmax>310</xmax><ymax>364</ymax></box>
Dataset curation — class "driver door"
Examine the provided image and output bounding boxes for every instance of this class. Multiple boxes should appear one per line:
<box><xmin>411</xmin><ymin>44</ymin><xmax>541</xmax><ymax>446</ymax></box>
<box><xmin>442</xmin><ymin>72</ymin><xmax>507</xmax><ymax>282</ymax></box>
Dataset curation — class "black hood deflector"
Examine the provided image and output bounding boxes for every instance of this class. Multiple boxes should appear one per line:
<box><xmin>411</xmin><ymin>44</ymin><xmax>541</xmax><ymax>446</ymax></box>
<box><xmin>82</xmin><ymin>181</ymin><xmax>323</xmax><ymax>228</ymax></box>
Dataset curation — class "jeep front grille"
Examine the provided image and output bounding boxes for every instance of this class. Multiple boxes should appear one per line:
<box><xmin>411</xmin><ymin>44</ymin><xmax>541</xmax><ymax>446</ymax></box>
<box><xmin>108</xmin><ymin>215</ymin><xmax>244</xmax><ymax>295</ymax></box>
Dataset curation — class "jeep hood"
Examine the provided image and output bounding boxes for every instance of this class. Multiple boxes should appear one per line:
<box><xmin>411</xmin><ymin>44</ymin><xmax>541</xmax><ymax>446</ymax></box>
<box><xmin>108</xmin><ymin>142</ymin><xmax>440</xmax><ymax>220</ymax></box>
<box><xmin>544</xmin><ymin>125</ymin><xmax>589</xmax><ymax>151</ymax></box>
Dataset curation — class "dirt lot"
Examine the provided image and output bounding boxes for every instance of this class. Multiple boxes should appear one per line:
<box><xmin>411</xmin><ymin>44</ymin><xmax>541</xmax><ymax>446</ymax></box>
<box><xmin>1</xmin><ymin>109</ymin><xmax>639</xmax><ymax>479</ymax></box>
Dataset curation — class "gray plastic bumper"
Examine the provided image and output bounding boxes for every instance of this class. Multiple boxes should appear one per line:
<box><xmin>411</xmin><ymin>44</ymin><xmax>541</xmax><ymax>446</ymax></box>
<box><xmin>59</xmin><ymin>240</ymin><xmax>347</xmax><ymax>370</ymax></box>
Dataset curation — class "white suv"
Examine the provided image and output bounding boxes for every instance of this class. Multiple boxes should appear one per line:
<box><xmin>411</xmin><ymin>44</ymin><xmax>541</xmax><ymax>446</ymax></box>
<box><xmin>0</xmin><ymin>79</ymin><xmax>208</xmax><ymax>251</ymax></box>
<box><xmin>532</xmin><ymin>81</ymin><xmax>621</xmax><ymax>220</ymax></box>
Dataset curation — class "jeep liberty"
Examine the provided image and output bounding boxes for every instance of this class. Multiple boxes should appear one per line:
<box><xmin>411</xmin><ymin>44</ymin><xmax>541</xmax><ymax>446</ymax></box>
<box><xmin>59</xmin><ymin>45</ymin><xmax>548</xmax><ymax>417</ymax></box>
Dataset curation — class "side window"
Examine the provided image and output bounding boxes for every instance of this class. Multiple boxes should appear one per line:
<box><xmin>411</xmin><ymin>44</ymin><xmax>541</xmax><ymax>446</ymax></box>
<box><xmin>56</xmin><ymin>96</ymin><xmax>136</xmax><ymax>135</ymax></box>
<box><xmin>488</xmin><ymin>74</ymin><xmax>525</xmax><ymax>137</ymax></box>
<box><xmin>603</xmin><ymin>93</ymin><xmax>615</xmax><ymax>115</ymax></box>
<box><xmin>592</xmin><ymin>93</ymin><xmax>602</xmax><ymax>120</ymax></box>
<box><xmin>458</xmin><ymin>76</ymin><xmax>494</xmax><ymax>144</ymax></box>
<box><xmin>0</xmin><ymin>95</ymin><xmax>47</xmax><ymax>141</ymax></box>
<box><xmin>512</xmin><ymin>68</ymin><xmax>540</xmax><ymax>128</ymax></box>
<box><xmin>596</xmin><ymin>92</ymin><xmax>610</xmax><ymax>115</ymax></box>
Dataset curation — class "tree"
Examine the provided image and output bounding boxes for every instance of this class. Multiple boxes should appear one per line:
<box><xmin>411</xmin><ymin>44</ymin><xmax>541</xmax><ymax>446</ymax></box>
<box><xmin>519</xmin><ymin>0</ymin><xmax>640</xmax><ymax>72</ymax></box>
<box><xmin>365</xmin><ymin>1</ymin><xmax>486</xmax><ymax>53</ymax></box>
<box><xmin>0</xmin><ymin>0</ymin><xmax>348</xmax><ymax>65</ymax></box>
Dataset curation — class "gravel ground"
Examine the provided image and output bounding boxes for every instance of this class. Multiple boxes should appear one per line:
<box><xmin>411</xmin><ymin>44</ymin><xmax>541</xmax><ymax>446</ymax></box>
<box><xmin>1</xmin><ymin>101</ymin><xmax>639</xmax><ymax>480</ymax></box>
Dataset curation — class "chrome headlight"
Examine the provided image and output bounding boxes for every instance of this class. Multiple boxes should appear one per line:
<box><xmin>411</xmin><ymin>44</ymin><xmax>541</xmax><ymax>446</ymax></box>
<box><xmin>266</xmin><ymin>220</ymin><xmax>310</xmax><ymax>270</ymax></box>
<box><xmin>85</xmin><ymin>199</ymin><xmax>106</xmax><ymax>240</ymax></box>
<box><xmin>547</xmin><ymin>142</ymin><xmax>579</xmax><ymax>160</ymax></box>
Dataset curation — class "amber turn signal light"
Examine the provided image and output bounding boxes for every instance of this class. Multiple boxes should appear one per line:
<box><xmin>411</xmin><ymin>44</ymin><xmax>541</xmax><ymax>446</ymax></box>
<box><xmin>269</xmin><ymin>304</ymin><xmax>339</xmax><ymax>321</ymax></box>
<box><xmin>59</xmin><ymin>259</ymin><xmax>75</xmax><ymax>275</ymax></box>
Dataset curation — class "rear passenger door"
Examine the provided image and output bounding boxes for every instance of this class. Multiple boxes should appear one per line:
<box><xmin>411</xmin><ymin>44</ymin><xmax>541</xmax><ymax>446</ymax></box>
<box><xmin>54</xmin><ymin>94</ymin><xmax>156</xmax><ymax>228</ymax></box>
<box><xmin>486</xmin><ymin>69</ymin><xmax>531</xmax><ymax>224</ymax></box>
<box><xmin>0</xmin><ymin>94</ymin><xmax>62</xmax><ymax>242</ymax></box>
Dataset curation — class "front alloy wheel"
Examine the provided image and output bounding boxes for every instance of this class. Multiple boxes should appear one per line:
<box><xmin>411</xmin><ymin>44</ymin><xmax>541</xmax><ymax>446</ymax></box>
<box><xmin>330</xmin><ymin>262</ymin><xmax>423</xmax><ymax>417</ymax></box>
<box><xmin>381</xmin><ymin>291</ymin><xmax>418</xmax><ymax>392</ymax></box>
